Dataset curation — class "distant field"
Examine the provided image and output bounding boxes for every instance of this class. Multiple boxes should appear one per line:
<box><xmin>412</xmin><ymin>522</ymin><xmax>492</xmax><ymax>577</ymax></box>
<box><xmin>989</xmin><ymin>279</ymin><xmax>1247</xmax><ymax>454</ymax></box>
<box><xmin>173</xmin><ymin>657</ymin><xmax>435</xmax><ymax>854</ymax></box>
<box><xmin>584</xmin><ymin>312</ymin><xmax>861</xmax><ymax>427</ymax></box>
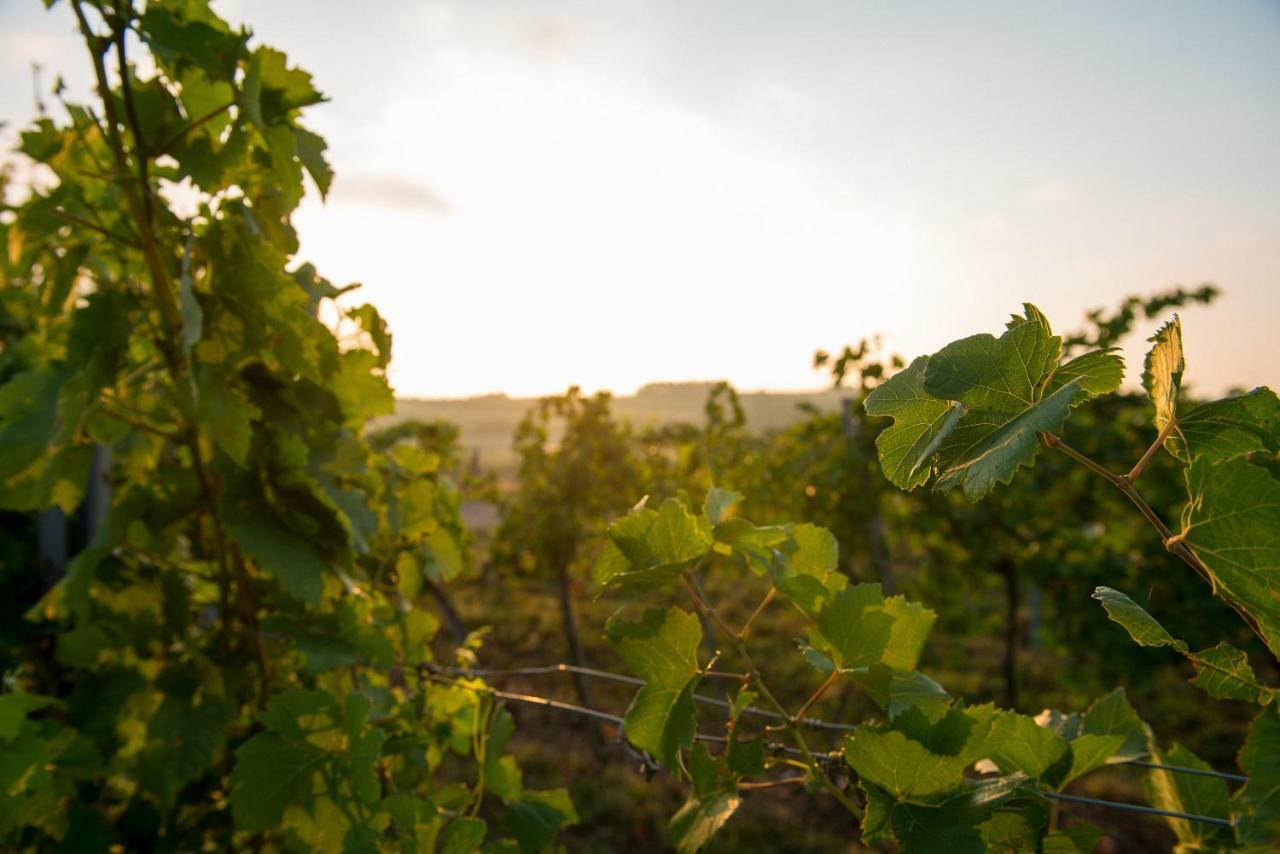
<box><xmin>385</xmin><ymin>382</ymin><xmax>848</xmax><ymax>479</ymax></box>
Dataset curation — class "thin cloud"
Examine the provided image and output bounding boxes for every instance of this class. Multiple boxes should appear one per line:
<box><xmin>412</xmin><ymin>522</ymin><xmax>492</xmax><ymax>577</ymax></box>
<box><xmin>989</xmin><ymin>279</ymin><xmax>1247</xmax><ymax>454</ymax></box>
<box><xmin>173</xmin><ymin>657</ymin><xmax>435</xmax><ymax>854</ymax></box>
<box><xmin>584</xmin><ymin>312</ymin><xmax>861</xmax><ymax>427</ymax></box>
<box><xmin>332</xmin><ymin>174</ymin><xmax>453</xmax><ymax>214</ymax></box>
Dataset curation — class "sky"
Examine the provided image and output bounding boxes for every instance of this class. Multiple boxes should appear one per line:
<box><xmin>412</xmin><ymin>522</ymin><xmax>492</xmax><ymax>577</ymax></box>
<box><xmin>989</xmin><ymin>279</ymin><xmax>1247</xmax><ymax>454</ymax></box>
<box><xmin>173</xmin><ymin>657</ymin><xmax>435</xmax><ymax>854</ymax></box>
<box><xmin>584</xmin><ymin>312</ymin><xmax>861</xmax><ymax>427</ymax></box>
<box><xmin>2</xmin><ymin>0</ymin><xmax>1278</xmax><ymax>399</ymax></box>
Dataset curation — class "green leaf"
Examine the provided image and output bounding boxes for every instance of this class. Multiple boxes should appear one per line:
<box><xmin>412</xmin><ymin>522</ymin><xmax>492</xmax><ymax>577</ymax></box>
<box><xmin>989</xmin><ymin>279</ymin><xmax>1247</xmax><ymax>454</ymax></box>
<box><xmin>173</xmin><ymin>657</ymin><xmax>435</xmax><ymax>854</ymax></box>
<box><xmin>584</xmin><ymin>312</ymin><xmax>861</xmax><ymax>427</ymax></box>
<box><xmin>1008</xmin><ymin>302</ymin><xmax>1052</xmax><ymax>331</ymax></box>
<box><xmin>867</xmin><ymin>309</ymin><xmax>1096</xmax><ymax>499</ymax></box>
<box><xmin>260</xmin><ymin>688</ymin><xmax>340</xmax><ymax>739</ymax></box>
<box><xmin>223</xmin><ymin>498</ymin><xmax>328</xmax><ymax>604</ymax></box>
<box><xmin>924</xmin><ymin>314</ymin><xmax>1061</xmax><ymax>412</ymax></box>
<box><xmin>138</xmin><ymin>694</ymin><xmax>230</xmax><ymax>806</ymax></box>
<box><xmin>196</xmin><ymin>381</ymin><xmax>256</xmax><ymax>465</ymax></box>
<box><xmin>985</xmin><ymin>711</ymin><xmax>1069</xmax><ymax>782</ymax></box>
<box><xmin>439</xmin><ymin>817</ymin><xmax>487</xmax><ymax>854</ymax></box>
<box><xmin>598</xmin><ymin>500</ymin><xmax>713</xmax><ymax>592</ymax></box>
<box><xmin>703</xmin><ymin>487</ymin><xmax>743</xmax><ymax>525</ymax></box>
<box><xmin>294</xmin><ymin>125</ymin><xmax>333</xmax><ymax>199</ymax></box>
<box><xmin>849</xmin><ymin>665</ymin><xmax>952</xmax><ymax>722</ymax></box>
<box><xmin>668</xmin><ymin>790</ymin><xmax>740</xmax><ymax>854</ymax></box>
<box><xmin>1042</xmin><ymin>824</ymin><xmax>1103</xmax><ymax>853</ymax></box>
<box><xmin>815</xmin><ymin>584</ymin><xmax>937</xmax><ymax>671</ymax></box>
<box><xmin>844</xmin><ymin>729</ymin><xmax>970</xmax><ymax>802</ymax></box>
<box><xmin>180</xmin><ymin>255</ymin><xmax>203</xmax><ymax>351</ymax></box>
<box><xmin>860</xmin><ymin>775</ymin><xmax>1045</xmax><ymax>852</ymax></box>
<box><xmin>505</xmin><ymin>789</ymin><xmax>578</xmax><ymax>854</ymax></box>
<box><xmin>786</xmin><ymin>523</ymin><xmax>839</xmax><ymax>576</ymax></box>
<box><xmin>1080</xmin><ymin>689</ymin><xmax>1148</xmax><ymax>762</ymax></box>
<box><xmin>649</xmin><ymin>499</ymin><xmax>715</xmax><ymax>566</ymax></box>
<box><xmin>1057</xmin><ymin>734</ymin><xmax>1126</xmax><ymax>789</ymax></box>
<box><xmin>605</xmin><ymin>607</ymin><xmax>702</xmax><ymax>768</ymax></box>
<box><xmin>230</xmin><ymin>732</ymin><xmax>327</xmax><ymax>832</ymax></box>
<box><xmin>932</xmin><ymin>379</ymin><xmax>1082</xmax><ymax>500</ymax></box>
<box><xmin>1046</xmin><ymin>348</ymin><xmax>1124</xmax><ymax>396</ymax></box>
<box><xmin>1142</xmin><ymin>316</ymin><xmax>1183</xmax><ymax>434</ymax></box>
<box><xmin>1188</xmin><ymin>642</ymin><xmax>1273</xmax><ymax>705</ymax></box>
<box><xmin>1091</xmin><ymin>587</ymin><xmax>1188</xmax><ymax>652</ymax></box>
<box><xmin>1234</xmin><ymin>706</ymin><xmax>1280</xmax><ymax>844</ymax></box>
<box><xmin>1170</xmin><ymin>387</ymin><xmax>1280</xmax><ymax>464</ymax></box>
<box><xmin>865</xmin><ymin>356</ymin><xmax>965</xmax><ymax>490</ymax></box>
<box><xmin>893</xmin><ymin>701</ymin><xmax>996</xmax><ymax>765</ymax></box>
<box><xmin>1144</xmin><ymin>743</ymin><xmax>1233</xmax><ymax>849</ymax></box>
<box><xmin>1181</xmin><ymin>458</ymin><xmax>1280</xmax><ymax>657</ymax></box>
<box><xmin>0</xmin><ymin>693</ymin><xmax>55</xmax><ymax>741</ymax></box>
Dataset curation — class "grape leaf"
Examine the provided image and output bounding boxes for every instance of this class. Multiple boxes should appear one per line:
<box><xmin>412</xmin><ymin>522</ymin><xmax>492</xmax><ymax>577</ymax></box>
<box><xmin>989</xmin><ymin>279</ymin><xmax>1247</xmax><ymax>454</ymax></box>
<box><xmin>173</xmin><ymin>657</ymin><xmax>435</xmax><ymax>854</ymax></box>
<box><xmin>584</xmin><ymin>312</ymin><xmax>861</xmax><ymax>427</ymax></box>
<box><xmin>864</xmin><ymin>356</ymin><xmax>963</xmax><ymax>490</ymax></box>
<box><xmin>931</xmin><ymin>379</ymin><xmax>1082</xmax><ymax>500</ymax></box>
<box><xmin>1188</xmin><ymin>642</ymin><xmax>1273</xmax><ymax>705</ymax></box>
<box><xmin>596</xmin><ymin>500</ymin><xmax>713</xmax><ymax>592</ymax></box>
<box><xmin>605</xmin><ymin>607</ymin><xmax>703</xmax><ymax>768</ymax></box>
<box><xmin>222</xmin><ymin>494</ymin><xmax>328</xmax><ymax>605</ymax></box>
<box><xmin>230</xmin><ymin>733</ymin><xmax>326</xmax><ymax>832</ymax></box>
<box><xmin>703</xmin><ymin>487</ymin><xmax>743</xmax><ymax>525</ymax></box>
<box><xmin>1091</xmin><ymin>587</ymin><xmax>1188</xmax><ymax>652</ymax></box>
<box><xmin>985</xmin><ymin>711</ymin><xmax>1069</xmax><ymax>782</ymax></box>
<box><xmin>439</xmin><ymin>817</ymin><xmax>488</xmax><ymax>854</ymax></box>
<box><xmin>844</xmin><ymin>729</ymin><xmax>970</xmax><ymax>802</ymax></box>
<box><xmin>1142</xmin><ymin>316</ymin><xmax>1183</xmax><ymax>434</ymax></box>
<box><xmin>1234</xmin><ymin>706</ymin><xmax>1280</xmax><ymax>844</ymax></box>
<box><xmin>1056</xmin><ymin>734</ymin><xmax>1126</xmax><ymax>789</ymax></box>
<box><xmin>0</xmin><ymin>693</ymin><xmax>56</xmax><ymax>741</ymax></box>
<box><xmin>666</xmin><ymin>742</ymin><xmax>743</xmax><ymax>853</ymax></box>
<box><xmin>860</xmin><ymin>775</ymin><xmax>1045</xmax><ymax>852</ymax></box>
<box><xmin>848</xmin><ymin>665</ymin><xmax>953</xmax><ymax>722</ymax></box>
<box><xmin>1170</xmin><ymin>387</ymin><xmax>1280</xmax><ymax>464</ymax></box>
<box><xmin>923</xmin><ymin>316</ymin><xmax>1061</xmax><ymax>412</ymax></box>
<box><xmin>1042</xmin><ymin>824</ymin><xmax>1104</xmax><ymax>853</ymax></box>
<box><xmin>787</xmin><ymin>523</ymin><xmax>839</xmax><ymax>576</ymax></box>
<box><xmin>1080</xmin><ymin>689</ymin><xmax>1148</xmax><ymax>762</ymax></box>
<box><xmin>1180</xmin><ymin>458</ymin><xmax>1280</xmax><ymax>657</ymax></box>
<box><xmin>814</xmin><ymin>584</ymin><xmax>937</xmax><ymax>671</ymax></box>
<box><xmin>1046</xmin><ymin>348</ymin><xmax>1124</xmax><ymax>396</ymax></box>
<box><xmin>1092</xmin><ymin>589</ymin><xmax>1273</xmax><ymax>705</ymax></box>
<box><xmin>504</xmin><ymin>789</ymin><xmax>578</xmax><ymax>854</ymax></box>
<box><xmin>1144</xmin><ymin>743</ymin><xmax>1233</xmax><ymax>849</ymax></box>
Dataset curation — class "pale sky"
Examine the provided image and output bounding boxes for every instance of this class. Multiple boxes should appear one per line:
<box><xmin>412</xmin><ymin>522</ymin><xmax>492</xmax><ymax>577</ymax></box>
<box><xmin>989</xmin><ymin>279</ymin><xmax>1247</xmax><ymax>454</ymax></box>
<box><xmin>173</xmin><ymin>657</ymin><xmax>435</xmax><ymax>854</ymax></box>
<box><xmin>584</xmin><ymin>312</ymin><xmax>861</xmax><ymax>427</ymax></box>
<box><xmin>3</xmin><ymin>1</ymin><xmax>1278</xmax><ymax>399</ymax></box>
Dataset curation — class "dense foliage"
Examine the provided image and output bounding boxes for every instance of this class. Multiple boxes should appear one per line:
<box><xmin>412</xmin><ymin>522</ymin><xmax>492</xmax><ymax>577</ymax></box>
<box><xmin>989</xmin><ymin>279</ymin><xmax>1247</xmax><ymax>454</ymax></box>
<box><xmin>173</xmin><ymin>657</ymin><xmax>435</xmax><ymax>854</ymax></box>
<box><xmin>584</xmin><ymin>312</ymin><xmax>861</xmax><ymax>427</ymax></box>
<box><xmin>2</xmin><ymin>2</ymin><xmax>1276</xmax><ymax>853</ymax></box>
<box><xmin>0</xmin><ymin>2</ymin><xmax>574</xmax><ymax>850</ymax></box>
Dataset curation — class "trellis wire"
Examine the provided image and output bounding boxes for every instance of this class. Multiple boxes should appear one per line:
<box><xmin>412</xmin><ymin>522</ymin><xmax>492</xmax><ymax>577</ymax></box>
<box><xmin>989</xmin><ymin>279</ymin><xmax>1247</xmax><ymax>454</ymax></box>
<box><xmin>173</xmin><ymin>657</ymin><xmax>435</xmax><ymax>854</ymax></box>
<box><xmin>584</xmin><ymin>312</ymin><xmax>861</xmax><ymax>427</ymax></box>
<box><xmin>422</xmin><ymin>668</ymin><xmax>1234</xmax><ymax>828</ymax></box>
<box><xmin>1121</xmin><ymin>758</ymin><xmax>1247</xmax><ymax>783</ymax></box>
<box><xmin>418</xmin><ymin>670</ymin><xmax>829</xmax><ymax>763</ymax></box>
<box><xmin>425</xmin><ymin>662</ymin><xmax>1248</xmax><ymax>785</ymax></box>
<box><xmin>1040</xmin><ymin>791</ymin><xmax>1234</xmax><ymax>828</ymax></box>
<box><xmin>429</xmin><ymin>662</ymin><xmax>1243</xmax><ymax>783</ymax></box>
<box><xmin>425</xmin><ymin>662</ymin><xmax>859</xmax><ymax>731</ymax></box>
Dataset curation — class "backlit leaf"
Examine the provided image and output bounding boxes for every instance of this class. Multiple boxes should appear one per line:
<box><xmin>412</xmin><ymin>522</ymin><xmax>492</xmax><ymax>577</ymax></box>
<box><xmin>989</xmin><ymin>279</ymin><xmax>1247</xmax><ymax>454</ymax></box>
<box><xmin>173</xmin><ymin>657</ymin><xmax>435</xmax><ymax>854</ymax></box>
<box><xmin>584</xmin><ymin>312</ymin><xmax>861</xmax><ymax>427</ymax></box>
<box><xmin>605</xmin><ymin>607</ymin><xmax>703</xmax><ymax>768</ymax></box>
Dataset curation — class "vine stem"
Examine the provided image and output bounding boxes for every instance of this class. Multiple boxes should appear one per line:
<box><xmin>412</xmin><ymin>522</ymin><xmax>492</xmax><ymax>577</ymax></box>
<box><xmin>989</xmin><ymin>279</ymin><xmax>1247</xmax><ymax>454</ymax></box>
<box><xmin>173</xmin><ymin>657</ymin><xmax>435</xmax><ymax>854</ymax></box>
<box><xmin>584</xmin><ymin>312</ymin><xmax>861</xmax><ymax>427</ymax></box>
<box><xmin>71</xmin><ymin>1</ymin><xmax>269</xmax><ymax>693</ymax></box>
<box><xmin>738</xmin><ymin>777</ymin><xmax>806</xmax><ymax>791</ymax></box>
<box><xmin>52</xmin><ymin>207</ymin><xmax>141</xmax><ymax>249</ymax></box>
<box><xmin>1127</xmin><ymin>419</ymin><xmax>1178</xmax><ymax>482</ymax></box>
<box><xmin>95</xmin><ymin>403</ymin><xmax>183</xmax><ymax>442</ymax></box>
<box><xmin>152</xmin><ymin>100</ymin><xmax>235</xmax><ymax>156</ymax></box>
<box><xmin>1043</xmin><ymin>433</ymin><xmax>1268</xmax><ymax>646</ymax></box>
<box><xmin>739</xmin><ymin>589</ymin><xmax>775</xmax><ymax>641</ymax></box>
<box><xmin>791</xmin><ymin>670</ymin><xmax>840</xmax><ymax>725</ymax></box>
<box><xmin>680</xmin><ymin>575</ymin><xmax>863</xmax><ymax>819</ymax></box>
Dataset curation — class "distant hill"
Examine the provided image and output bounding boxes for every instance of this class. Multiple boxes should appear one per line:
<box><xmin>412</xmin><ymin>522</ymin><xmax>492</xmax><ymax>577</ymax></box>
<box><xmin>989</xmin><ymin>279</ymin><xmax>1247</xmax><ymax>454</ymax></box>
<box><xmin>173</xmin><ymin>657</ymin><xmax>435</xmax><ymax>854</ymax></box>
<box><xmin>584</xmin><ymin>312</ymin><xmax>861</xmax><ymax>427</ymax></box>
<box><xmin>387</xmin><ymin>382</ymin><xmax>848</xmax><ymax>478</ymax></box>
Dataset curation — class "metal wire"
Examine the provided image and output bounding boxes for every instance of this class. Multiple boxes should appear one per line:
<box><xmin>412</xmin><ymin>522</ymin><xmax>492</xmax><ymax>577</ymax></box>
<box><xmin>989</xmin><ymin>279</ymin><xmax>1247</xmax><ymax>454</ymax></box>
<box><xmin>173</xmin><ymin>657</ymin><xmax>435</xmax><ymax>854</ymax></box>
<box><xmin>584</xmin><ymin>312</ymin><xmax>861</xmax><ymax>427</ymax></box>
<box><xmin>425</xmin><ymin>662</ymin><xmax>860</xmax><ymax>731</ymax></box>
<box><xmin>418</xmin><ymin>669</ymin><xmax>832</xmax><ymax>763</ymax></box>
<box><xmin>420</xmin><ymin>667</ymin><xmax>1240</xmax><ymax>828</ymax></box>
<box><xmin>1119</xmin><ymin>758</ymin><xmax>1247</xmax><ymax>783</ymax></box>
<box><xmin>1040</xmin><ymin>791</ymin><xmax>1234</xmax><ymax>828</ymax></box>
<box><xmin>425</xmin><ymin>663</ymin><xmax>1251</xmax><ymax>783</ymax></box>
